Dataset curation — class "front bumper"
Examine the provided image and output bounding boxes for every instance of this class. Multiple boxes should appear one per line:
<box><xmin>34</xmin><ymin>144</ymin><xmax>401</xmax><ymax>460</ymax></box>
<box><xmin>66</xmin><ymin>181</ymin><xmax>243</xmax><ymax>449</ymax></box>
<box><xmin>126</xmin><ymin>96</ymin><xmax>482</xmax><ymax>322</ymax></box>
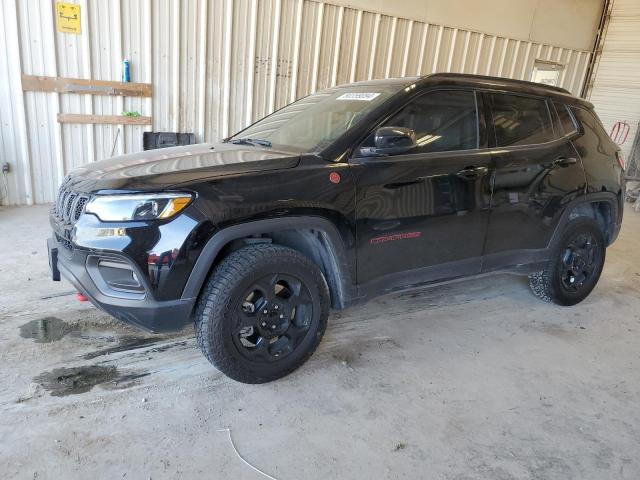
<box><xmin>47</xmin><ymin>237</ymin><xmax>195</xmax><ymax>332</ymax></box>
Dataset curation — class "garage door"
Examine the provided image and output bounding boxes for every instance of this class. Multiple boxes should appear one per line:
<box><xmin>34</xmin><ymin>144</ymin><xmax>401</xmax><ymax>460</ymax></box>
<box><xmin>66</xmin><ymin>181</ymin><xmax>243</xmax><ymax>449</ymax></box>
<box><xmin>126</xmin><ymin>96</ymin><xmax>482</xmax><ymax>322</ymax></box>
<box><xmin>589</xmin><ymin>0</ymin><xmax>640</xmax><ymax>163</ymax></box>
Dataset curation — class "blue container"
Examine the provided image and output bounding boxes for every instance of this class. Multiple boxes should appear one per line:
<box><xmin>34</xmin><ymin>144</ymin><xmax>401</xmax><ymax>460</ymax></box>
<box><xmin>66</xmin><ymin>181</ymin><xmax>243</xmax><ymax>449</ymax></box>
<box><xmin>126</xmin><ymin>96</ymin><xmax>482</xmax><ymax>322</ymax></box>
<box><xmin>122</xmin><ymin>59</ymin><xmax>130</xmax><ymax>83</ymax></box>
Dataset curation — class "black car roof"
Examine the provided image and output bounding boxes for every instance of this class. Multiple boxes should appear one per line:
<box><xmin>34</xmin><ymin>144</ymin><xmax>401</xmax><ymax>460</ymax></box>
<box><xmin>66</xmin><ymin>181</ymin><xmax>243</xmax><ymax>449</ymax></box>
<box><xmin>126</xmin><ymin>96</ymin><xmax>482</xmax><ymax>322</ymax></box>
<box><xmin>344</xmin><ymin>73</ymin><xmax>592</xmax><ymax>109</ymax></box>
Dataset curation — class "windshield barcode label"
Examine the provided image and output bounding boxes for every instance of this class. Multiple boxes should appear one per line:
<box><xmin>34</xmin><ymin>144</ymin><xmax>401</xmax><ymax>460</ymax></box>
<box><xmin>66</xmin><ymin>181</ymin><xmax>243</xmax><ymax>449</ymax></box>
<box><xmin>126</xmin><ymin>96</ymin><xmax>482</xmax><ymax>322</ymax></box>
<box><xmin>337</xmin><ymin>92</ymin><xmax>380</xmax><ymax>101</ymax></box>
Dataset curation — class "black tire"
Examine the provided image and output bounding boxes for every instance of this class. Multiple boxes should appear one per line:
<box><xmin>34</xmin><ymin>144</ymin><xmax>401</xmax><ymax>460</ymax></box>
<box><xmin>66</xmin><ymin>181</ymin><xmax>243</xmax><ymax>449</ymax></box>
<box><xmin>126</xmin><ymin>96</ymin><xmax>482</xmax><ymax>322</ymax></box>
<box><xmin>194</xmin><ymin>244</ymin><xmax>330</xmax><ymax>383</ymax></box>
<box><xmin>528</xmin><ymin>218</ymin><xmax>606</xmax><ymax>306</ymax></box>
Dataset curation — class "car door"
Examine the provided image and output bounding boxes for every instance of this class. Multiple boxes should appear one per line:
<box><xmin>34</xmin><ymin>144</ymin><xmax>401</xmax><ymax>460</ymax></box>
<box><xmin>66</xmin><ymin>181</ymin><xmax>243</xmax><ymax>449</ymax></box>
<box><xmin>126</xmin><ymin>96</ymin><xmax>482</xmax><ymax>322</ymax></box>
<box><xmin>482</xmin><ymin>92</ymin><xmax>586</xmax><ymax>271</ymax></box>
<box><xmin>351</xmin><ymin>89</ymin><xmax>493</xmax><ymax>292</ymax></box>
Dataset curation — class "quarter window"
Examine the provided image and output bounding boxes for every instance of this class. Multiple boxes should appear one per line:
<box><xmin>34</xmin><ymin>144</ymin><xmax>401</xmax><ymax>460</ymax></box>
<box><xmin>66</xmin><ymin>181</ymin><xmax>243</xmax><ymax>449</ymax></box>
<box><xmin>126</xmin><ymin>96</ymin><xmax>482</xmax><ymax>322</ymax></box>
<box><xmin>362</xmin><ymin>90</ymin><xmax>479</xmax><ymax>155</ymax></box>
<box><xmin>489</xmin><ymin>93</ymin><xmax>554</xmax><ymax>147</ymax></box>
<box><xmin>571</xmin><ymin>106</ymin><xmax>611</xmax><ymax>143</ymax></box>
<box><xmin>553</xmin><ymin>101</ymin><xmax>578</xmax><ymax>136</ymax></box>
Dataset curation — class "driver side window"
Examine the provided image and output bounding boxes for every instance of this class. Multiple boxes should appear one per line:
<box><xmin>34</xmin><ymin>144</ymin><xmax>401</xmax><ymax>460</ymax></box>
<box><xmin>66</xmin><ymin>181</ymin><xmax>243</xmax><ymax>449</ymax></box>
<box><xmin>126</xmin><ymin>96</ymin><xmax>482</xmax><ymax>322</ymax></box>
<box><xmin>361</xmin><ymin>90</ymin><xmax>479</xmax><ymax>155</ymax></box>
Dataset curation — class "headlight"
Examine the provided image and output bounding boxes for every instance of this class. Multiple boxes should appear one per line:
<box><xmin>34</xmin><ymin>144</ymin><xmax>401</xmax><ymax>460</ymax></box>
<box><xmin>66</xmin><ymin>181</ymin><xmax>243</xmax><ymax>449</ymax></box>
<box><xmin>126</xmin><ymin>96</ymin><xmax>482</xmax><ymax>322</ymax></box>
<box><xmin>85</xmin><ymin>193</ymin><xmax>193</xmax><ymax>222</ymax></box>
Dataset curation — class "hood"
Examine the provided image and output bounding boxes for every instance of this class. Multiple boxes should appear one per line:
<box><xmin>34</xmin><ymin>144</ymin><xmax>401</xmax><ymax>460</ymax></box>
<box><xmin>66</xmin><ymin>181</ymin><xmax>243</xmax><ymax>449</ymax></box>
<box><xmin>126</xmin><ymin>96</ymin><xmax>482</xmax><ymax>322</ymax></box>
<box><xmin>67</xmin><ymin>142</ymin><xmax>301</xmax><ymax>193</ymax></box>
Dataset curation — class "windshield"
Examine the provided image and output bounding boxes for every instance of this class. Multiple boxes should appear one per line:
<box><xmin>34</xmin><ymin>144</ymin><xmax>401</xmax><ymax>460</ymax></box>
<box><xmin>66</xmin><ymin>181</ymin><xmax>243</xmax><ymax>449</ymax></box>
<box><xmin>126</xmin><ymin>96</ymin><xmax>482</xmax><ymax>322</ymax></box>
<box><xmin>231</xmin><ymin>85</ymin><xmax>403</xmax><ymax>152</ymax></box>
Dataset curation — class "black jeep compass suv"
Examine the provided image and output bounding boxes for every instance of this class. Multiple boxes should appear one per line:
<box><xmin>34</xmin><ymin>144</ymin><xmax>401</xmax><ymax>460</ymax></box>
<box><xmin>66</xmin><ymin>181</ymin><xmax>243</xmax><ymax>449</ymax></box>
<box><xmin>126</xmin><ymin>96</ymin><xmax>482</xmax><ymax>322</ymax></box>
<box><xmin>48</xmin><ymin>73</ymin><xmax>625</xmax><ymax>383</ymax></box>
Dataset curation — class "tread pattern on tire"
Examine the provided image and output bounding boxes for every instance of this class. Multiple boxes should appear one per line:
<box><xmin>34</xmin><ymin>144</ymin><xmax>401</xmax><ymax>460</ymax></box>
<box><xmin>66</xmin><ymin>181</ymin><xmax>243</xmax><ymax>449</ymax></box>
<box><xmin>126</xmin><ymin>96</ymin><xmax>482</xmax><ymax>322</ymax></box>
<box><xmin>528</xmin><ymin>270</ymin><xmax>553</xmax><ymax>303</ymax></box>
<box><xmin>194</xmin><ymin>243</ymin><xmax>329</xmax><ymax>383</ymax></box>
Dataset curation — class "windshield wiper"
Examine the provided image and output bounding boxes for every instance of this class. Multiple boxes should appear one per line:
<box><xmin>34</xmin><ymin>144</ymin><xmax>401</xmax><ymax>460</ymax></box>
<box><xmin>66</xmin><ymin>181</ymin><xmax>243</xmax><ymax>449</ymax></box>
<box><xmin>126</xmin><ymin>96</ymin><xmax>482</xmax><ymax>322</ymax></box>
<box><xmin>229</xmin><ymin>138</ymin><xmax>272</xmax><ymax>147</ymax></box>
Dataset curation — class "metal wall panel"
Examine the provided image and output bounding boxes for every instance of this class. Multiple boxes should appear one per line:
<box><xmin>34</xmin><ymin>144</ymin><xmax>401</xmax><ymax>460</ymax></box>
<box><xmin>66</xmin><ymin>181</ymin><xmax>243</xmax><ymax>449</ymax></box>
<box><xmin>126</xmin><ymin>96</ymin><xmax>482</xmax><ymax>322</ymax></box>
<box><xmin>0</xmin><ymin>0</ymin><xmax>593</xmax><ymax>205</ymax></box>
<box><xmin>0</xmin><ymin>0</ymin><xmax>34</xmax><ymax>205</ymax></box>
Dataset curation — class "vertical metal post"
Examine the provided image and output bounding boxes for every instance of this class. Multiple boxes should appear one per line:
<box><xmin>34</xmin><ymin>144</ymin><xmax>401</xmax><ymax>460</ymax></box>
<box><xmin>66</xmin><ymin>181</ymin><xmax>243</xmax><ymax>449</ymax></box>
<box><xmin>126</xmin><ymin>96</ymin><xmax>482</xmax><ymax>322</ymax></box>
<box><xmin>331</xmin><ymin>6</ymin><xmax>344</xmax><ymax>86</ymax></box>
<box><xmin>416</xmin><ymin>23</ymin><xmax>429</xmax><ymax>75</ymax></box>
<box><xmin>385</xmin><ymin>17</ymin><xmax>397</xmax><ymax>78</ymax></box>
<box><xmin>267</xmin><ymin>0</ymin><xmax>281</xmax><ymax>112</ymax></box>
<box><xmin>349</xmin><ymin>10</ymin><xmax>362</xmax><ymax>82</ymax></box>
<box><xmin>290</xmin><ymin>0</ymin><xmax>303</xmax><ymax>102</ymax></box>
<box><xmin>368</xmin><ymin>13</ymin><xmax>381</xmax><ymax>80</ymax></box>
<box><xmin>310</xmin><ymin>2</ymin><xmax>324</xmax><ymax>92</ymax></box>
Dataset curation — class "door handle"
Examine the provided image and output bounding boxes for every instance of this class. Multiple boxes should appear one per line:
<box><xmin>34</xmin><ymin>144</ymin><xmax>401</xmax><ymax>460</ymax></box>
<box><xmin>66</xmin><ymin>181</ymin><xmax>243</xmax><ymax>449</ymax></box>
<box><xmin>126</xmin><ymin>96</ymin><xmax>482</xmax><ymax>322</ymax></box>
<box><xmin>456</xmin><ymin>165</ymin><xmax>489</xmax><ymax>178</ymax></box>
<box><xmin>552</xmin><ymin>157</ymin><xmax>577</xmax><ymax>167</ymax></box>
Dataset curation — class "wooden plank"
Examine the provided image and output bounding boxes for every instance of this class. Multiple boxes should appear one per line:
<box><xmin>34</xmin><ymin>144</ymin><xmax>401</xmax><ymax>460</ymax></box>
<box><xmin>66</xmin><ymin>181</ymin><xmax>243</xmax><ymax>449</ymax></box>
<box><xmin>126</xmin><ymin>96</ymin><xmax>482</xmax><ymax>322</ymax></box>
<box><xmin>57</xmin><ymin>114</ymin><xmax>152</xmax><ymax>125</ymax></box>
<box><xmin>22</xmin><ymin>75</ymin><xmax>152</xmax><ymax>97</ymax></box>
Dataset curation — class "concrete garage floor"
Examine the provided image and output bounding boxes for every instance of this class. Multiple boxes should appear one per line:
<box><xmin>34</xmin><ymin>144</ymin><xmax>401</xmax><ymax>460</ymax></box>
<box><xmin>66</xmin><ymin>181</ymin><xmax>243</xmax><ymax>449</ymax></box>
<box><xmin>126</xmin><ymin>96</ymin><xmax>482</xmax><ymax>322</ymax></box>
<box><xmin>1</xmin><ymin>206</ymin><xmax>640</xmax><ymax>480</ymax></box>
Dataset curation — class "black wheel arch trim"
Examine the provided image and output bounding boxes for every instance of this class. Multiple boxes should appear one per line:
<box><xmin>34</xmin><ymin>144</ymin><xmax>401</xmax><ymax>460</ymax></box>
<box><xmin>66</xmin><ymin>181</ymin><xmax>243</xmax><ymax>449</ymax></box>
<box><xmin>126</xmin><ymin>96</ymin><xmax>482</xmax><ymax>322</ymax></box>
<box><xmin>181</xmin><ymin>216</ymin><xmax>355</xmax><ymax>309</ymax></box>
<box><xmin>549</xmin><ymin>191</ymin><xmax>621</xmax><ymax>248</ymax></box>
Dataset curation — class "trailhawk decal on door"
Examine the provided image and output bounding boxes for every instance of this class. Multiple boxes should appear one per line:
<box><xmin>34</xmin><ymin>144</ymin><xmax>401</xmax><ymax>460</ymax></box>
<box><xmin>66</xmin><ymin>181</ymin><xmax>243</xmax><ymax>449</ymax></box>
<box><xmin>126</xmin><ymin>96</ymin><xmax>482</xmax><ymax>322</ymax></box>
<box><xmin>369</xmin><ymin>232</ymin><xmax>422</xmax><ymax>245</ymax></box>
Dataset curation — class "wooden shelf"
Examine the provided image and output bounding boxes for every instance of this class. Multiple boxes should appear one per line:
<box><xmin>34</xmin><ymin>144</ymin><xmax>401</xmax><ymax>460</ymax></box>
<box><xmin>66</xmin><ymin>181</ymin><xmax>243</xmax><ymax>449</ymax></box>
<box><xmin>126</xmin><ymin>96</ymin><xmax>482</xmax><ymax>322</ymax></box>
<box><xmin>57</xmin><ymin>114</ymin><xmax>152</xmax><ymax>125</ymax></box>
<box><xmin>22</xmin><ymin>75</ymin><xmax>152</xmax><ymax>97</ymax></box>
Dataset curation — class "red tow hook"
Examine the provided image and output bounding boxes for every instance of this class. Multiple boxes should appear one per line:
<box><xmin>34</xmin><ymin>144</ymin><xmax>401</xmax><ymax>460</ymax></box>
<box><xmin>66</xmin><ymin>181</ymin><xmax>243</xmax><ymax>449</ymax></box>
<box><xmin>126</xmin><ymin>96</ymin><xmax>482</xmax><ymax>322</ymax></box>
<box><xmin>76</xmin><ymin>292</ymin><xmax>89</xmax><ymax>302</ymax></box>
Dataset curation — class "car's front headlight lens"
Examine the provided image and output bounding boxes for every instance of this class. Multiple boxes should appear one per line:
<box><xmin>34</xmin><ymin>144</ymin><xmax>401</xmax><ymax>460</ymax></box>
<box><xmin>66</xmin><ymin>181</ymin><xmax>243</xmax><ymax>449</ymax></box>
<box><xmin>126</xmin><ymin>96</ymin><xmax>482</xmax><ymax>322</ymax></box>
<box><xmin>85</xmin><ymin>193</ymin><xmax>193</xmax><ymax>222</ymax></box>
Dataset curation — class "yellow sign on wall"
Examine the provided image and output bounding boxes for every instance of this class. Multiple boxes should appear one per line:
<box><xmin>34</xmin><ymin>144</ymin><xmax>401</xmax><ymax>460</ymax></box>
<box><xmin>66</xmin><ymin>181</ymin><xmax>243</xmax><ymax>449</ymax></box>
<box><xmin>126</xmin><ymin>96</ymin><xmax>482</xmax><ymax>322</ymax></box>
<box><xmin>55</xmin><ymin>2</ymin><xmax>81</xmax><ymax>35</ymax></box>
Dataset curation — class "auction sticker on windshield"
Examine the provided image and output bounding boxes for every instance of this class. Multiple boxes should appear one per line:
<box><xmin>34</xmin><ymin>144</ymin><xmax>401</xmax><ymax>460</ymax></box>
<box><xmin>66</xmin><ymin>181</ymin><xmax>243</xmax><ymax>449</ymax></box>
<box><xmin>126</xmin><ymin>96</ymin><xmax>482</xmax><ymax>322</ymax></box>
<box><xmin>337</xmin><ymin>92</ymin><xmax>380</xmax><ymax>101</ymax></box>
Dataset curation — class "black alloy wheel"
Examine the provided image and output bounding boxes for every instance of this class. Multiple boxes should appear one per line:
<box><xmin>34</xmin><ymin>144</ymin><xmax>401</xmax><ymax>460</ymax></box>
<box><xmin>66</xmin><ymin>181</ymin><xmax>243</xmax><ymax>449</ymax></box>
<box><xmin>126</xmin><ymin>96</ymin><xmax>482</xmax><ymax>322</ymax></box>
<box><xmin>234</xmin><ymin>273</ymin><xmax>314</xmax><ymax>362</ymax></box>
<box><xmin>558</xmin><ymin>231</ymin><xmax>601</xmax><ymax>294</ymax></box>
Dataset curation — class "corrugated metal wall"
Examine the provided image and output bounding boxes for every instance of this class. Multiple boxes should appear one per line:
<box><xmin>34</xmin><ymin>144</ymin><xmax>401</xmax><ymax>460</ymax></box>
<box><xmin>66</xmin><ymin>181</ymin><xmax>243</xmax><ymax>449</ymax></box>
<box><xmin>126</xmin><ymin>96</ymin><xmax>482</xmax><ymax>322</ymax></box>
<box><xmin>588</xmin><ymin>0</ymin><xmax>640</xmax><ymax>160</ymax></box>
<box><xmin>0</xmin><ymin>0</ymin><xmax>593</xmax><ymax>205</ymax></box>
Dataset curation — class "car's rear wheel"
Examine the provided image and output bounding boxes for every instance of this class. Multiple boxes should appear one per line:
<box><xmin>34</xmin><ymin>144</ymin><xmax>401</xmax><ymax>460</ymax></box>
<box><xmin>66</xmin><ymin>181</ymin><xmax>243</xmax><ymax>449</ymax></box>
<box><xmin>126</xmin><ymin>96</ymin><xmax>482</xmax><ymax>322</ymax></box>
<box><xmin>194</xmin><ymin>244</ymin><xmax>329</xmax><ymax>383</ymax></box>
<box><xmin>529</xmin><ymin>218</ymin><xmax>606</xmax><ymax>306</ymax></box>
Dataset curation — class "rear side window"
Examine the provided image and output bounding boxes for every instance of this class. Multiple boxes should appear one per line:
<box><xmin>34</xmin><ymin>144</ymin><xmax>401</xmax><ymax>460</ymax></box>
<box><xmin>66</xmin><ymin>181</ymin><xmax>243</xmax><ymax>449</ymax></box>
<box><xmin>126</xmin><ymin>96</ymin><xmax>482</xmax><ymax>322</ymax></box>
<box><xmin>488</xmin><ymin>93</ymin><xmax>554</xmax><ymax>147</ymax></box>
<box><xmin>553</xmin><ymin>102</ymin><xmax>578</xmax><ymax>136</ymax></box>
<box><xmin>361</xmin><ymin>90</ymin><xmax>479</xmax><ymax>155</ymax></box>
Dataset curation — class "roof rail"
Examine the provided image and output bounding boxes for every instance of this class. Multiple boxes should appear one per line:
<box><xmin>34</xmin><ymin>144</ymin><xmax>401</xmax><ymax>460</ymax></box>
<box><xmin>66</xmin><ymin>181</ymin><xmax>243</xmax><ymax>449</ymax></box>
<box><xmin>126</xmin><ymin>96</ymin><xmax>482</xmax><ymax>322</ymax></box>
<box><xmin>422</xmin><ymin>72</ymin><xmax>572</xmax><ymax>95</ymax></box>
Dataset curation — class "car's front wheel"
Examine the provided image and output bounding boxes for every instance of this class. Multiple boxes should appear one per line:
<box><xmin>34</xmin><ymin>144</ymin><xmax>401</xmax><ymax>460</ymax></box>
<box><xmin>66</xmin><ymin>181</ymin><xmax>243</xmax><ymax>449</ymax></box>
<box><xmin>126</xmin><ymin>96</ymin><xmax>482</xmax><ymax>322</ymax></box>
<box><xmin>529</xmin><ymin>218</ymin><xmax>606</xmax><ymax>306</ymax></box>
<box><xmin>194</xmin><ymin>244</ymin><xmax>330</xmax><ymax>383</ymax></box>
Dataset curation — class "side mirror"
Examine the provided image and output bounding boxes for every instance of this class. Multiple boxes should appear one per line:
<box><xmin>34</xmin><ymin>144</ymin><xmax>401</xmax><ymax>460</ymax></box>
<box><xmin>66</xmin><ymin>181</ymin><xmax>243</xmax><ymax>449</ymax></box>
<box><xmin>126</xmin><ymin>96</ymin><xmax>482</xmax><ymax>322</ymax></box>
<box><xmin>360</xmin><ymin>126</ymin><xmax>417</xmax><ymax>157</ymax></box>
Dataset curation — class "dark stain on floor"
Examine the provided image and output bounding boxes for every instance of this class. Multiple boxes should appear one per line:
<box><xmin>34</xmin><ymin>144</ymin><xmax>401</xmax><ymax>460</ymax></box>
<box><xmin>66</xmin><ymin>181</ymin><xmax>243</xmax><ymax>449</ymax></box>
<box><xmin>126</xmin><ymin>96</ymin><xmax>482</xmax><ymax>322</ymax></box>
<box><xmin>81</xmin><ymin>336</ymin><xmax>161</xmax><ymax>360</ymax></box>
<box><xmin>33</xmin><ymin>366</ymin><xmax>150</xmax><ymax>396</ymax></box>
<box><xmin>81</xmin><ymin>336</ymin><xmax>190</xmax><ymax>360</ymax></box>
<box><xmin>19</xmin><ymin>317</ymin><xmax>76</xmax><ymax>343</ymax></box>
<box><xmin>39</xmin><ymin>290</ymin><xmax>75</xmax><ymax>300</ymax></box>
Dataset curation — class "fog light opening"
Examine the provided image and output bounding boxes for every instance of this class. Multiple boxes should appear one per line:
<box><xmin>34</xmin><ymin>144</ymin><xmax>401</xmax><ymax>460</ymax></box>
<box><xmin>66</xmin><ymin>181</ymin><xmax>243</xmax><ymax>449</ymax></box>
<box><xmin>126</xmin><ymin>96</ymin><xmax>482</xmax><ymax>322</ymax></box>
<box><xmin>86</xmin><ymin>255</ymin><xmax>147</xmax><ymax>299</ymax></box>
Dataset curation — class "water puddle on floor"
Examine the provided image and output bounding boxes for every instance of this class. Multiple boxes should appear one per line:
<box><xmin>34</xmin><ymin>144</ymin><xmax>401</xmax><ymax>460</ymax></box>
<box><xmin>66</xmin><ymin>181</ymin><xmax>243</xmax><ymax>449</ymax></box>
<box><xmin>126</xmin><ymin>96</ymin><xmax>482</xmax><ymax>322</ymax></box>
<box><xmin>33</xmin><ymin>366</ymin><xmax>150</xmax><ymax>396</ymax></box>
<box><xmin>19</xmin><ymin>317</ymin><xmax>76</xmax><ymax>343</ymax></box>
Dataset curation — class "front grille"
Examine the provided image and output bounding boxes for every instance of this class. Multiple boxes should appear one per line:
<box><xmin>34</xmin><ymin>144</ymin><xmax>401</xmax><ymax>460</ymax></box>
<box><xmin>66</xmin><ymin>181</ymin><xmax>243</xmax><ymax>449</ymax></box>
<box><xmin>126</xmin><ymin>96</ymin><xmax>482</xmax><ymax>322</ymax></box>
<box><xmin>74</xmin><ymin>197</ymin><xmax>88</xmax><ymax>220</ymax></box>
<box><xmin>53</xmin><ymin>181</ymin><xmax>90</xmax><ymax>223</ymax></box>
<box><xmin>65</xmin><ymin>193</ymin><xmax>77</xmax><ymax>218</ymax></box>
<box><xmin>55</xmin><ymin>232</ymin><xmax>73</xmax><ymax>251</ymax></box>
